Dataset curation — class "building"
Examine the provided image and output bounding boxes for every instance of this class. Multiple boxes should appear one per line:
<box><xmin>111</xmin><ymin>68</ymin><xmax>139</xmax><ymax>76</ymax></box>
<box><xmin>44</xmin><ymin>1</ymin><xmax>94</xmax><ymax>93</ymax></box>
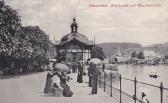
<box><xmin>144</xmin><ymin>50</ymin><xmax>160</xmax><ymax>65</ymax></box>
<box><xmin>56</xmin><ymin>18</ymin><xmax>94</xmax><ymax>62</ymax></box>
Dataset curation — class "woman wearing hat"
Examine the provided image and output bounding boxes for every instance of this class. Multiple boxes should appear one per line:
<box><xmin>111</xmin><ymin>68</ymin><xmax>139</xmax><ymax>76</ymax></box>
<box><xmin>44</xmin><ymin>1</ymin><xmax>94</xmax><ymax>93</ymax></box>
<box><xmin>44</xmin><ymin>70</ymin><xmax>58</xmax><ymax>93</ymax></box>
<box><xmin>77</xmin><ymin>62</ymin><xmax>83</xmax><ymax>83</ymax></box>
<box><xmin>44</xmin><ymin>63</ymin><xmax>63</xmax><ymax>96</ymax></box>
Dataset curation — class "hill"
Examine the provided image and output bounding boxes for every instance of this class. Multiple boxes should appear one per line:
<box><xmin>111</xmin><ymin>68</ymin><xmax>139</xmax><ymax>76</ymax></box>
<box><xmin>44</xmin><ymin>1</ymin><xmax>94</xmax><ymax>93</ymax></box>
<box><xmin>98</xmin><ymin>42</ymin><xmax>143</xmax><ymax>57</ymax></box>
<box><xmin>144</xmin><ymin>42</ymin><xmax>168</xmax><ymax>56</ymax></box>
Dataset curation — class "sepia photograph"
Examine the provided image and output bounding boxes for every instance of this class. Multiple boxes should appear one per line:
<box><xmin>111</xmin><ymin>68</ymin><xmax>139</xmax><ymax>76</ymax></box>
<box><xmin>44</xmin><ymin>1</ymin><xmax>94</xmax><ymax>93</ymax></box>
<box><xmin>0</xmin><ymin>0</ymin><xmax>168</xmax><ymax>103</ymax></box>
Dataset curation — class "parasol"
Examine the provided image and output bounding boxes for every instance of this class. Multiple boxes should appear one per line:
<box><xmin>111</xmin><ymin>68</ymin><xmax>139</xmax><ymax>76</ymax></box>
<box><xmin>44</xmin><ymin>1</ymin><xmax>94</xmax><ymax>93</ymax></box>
<box><xmin>49</xmin><ymin>59</ymin><xmax>57</xmax><ymax>62</ymax></box>
<box><xmin>90</xmin><ymin>58</ymin><xmax>102</xmax><ymax>65</ymax></box>
<box><xmin>66</xmin><ymin>62</ymin><xmax>72</xmax><ymax>66</ymax></box>
<box><xmin>53</xmin><ymin>63</ymin><xmax>70</xmax><ymax>72</ymax></box>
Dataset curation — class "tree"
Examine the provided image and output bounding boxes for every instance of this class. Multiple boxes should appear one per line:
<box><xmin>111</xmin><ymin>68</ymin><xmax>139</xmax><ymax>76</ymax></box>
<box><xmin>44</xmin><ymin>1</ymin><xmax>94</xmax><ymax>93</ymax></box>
<box><xmin>0</xmin><ymin>1</ymin><xmax>21</xmax><ymax>74</ymax></box>
<box><xmin>49</xmin><ymin>40</ymin><xmax>57</xmax><ymax>59</ymax></box>
<box><xmin>131</xmin><ymin>50</ymin><xmax>138</xmax><ymax>58</ymax></box>
<box><xmin>56</xmin><ymin>51</ymin><xmax>67</xmax><ymax>63</ymax></box>
<box><xmin>138</xmin><ymin>51</ymin><xmax>145</xmax><ymax>59</ymax></box>
<box><xmin>162</xmin><ymin>54</ymin><xmax>168</xmax><ymax>63</ymax></box>
<box><xmin>164</xmin><ymin>55</ymin><xmax>168</xmax><ymax>60</ymax></box>
<box><xmin>19</xmin><ymin>26</ymin><xmax>50</xmax><ymax>72</ymax></box>
<box><xmin>0</xmin><ymin>1</ymin><xmax>21</xmax><ymax>55</ymax></box>
<box><xmin>0</xmin><ymin>1</ymin><xmax>56</xmax><ymax>75</ymax></box>
<box><xmin>91</xmin><ymin>45</ymin><xmax>105</xmax><ymax>60</ymax></box>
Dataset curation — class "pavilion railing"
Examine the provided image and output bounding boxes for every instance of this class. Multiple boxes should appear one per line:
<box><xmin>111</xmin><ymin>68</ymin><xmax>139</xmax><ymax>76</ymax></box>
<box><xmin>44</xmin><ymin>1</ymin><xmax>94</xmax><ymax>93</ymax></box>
<box><xmin>98</xmin><ymin>72</ymin><xmax>168</xmax><ymax>103</ymax></box>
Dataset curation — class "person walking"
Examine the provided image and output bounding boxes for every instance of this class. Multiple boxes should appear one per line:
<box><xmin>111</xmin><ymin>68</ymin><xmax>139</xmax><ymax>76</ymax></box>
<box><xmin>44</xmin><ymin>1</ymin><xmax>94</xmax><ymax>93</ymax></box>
<box><xmin>91</xmin><ymin>62</ymin><xmax>100</xmax><ymax>94</ymax></box>
<box><xmin>51</xmin><ymin>71</ymin><xmax>63</xmax><ymax>96</ymax></box>
<box><xmin>44</xmin><ymin>61</ymin><xmax>63</xmax><ymax>96</ymax></box>
<box><xmin>59</xmin><ymin>71</ymin><xmax>73</xmax><ymax>97</ymax></box>
<box><xmin>102</xmin><ymin>63</ymin><xmax>105</xmax><ymax>72</ymax></box>
<box><xmin>88</xmin><ymin>60</ymin><xmax>92</xmax><ymax>87</ymax></box>
<box><xmin>44</xmin><ymin>70</ymin><xmax>57</xmax><ymax>93</ymax></box>
<box><xmin>77</xmin><ymin>62</ymin><xmax>83</xmax><ymax>83</ymax></box>
<box><xmin>72</xmin><ymin>62</ymin><xmax>77</xmax><ymax>73</ymax></box>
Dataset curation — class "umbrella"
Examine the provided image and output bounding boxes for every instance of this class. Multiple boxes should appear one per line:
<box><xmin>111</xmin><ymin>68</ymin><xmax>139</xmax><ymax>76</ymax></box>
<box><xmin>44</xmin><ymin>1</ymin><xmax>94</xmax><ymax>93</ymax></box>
<box><xmin>54</xmin><ymin>63</ymin><xmax>70</xmax><ymax>72</ymax></box>
<box><xmin>49</xmin><ymin>59</ymin><xmax>57</xmax><ymax>62</ymax></box>
<box><xmin>90</xmin><ymin>58</ymin><xmax>102</xmax><ymax>65</ymax></box>
<box><xmin>66</xmin><ymin>62</ymin><xmax>72</xmax><ymax>66</ymax></box>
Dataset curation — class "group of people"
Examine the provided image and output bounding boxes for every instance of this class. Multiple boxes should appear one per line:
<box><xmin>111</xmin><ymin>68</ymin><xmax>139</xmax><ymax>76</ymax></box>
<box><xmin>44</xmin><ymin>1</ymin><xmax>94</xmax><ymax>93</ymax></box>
<box><xmin>44</xmin><ymin>62</ymin><xmax>73</xmax><ymax>97</ymax></box>
<box><xmin>44</xmin><ymin>60</ymin><xmax>101</xmax><ymax>97</ymax></box>
<box><xmin>72</xmin><ymin>60</ymin><xmax>100</xmax><ymax>94</ymax></box>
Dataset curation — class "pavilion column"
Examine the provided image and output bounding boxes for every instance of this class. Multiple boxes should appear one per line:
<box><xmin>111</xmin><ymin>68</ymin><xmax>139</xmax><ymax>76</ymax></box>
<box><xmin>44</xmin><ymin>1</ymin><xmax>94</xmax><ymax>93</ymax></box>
<box><xmin>82</xmin><ymin>48</ymin><xmax>84</xmax><ymax>61</ymax></box>
<box><xmin>87</xmin><ymin>49</ymin><xmax>89</xmax><ymax>60</ymax></box>
<box><xmin>77</xmin><ymin>47</ymin><xmax>78</xmax><ymax>53</ymax></box>
<box><xmin>88</xmin><ymin>50</ymin><xmax>91</xmax><ymax>59</ymax></box>
<box><xmin>90</xmin><ymin>49</ymin><xmax>92</xmax><ymax>59</ymax></box>
<box><xmin>89</xmin><ymin>50</ymin><xmax>91</xmax><ymax>59</ymax></box>
<box><xmin>83</xmin><ymin>50</ymin><xmax>86</xmax><ymax>63</ymax></box>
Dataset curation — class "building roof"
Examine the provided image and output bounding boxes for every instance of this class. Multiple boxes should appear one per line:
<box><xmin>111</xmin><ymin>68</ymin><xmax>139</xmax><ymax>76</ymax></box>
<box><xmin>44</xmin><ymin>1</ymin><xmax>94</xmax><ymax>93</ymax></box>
<box><xmin>56</xmin><ymin>32</ymin><xmax>94</xmax><ymax>46</ymax></box>
<box><xmin>56</xmin><ymin>18</ymin><xmax>94</xmax><ymax>46</ymax></box>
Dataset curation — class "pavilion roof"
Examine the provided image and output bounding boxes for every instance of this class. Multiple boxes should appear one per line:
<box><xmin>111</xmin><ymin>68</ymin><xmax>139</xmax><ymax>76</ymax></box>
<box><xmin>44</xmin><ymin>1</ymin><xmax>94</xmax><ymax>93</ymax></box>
<box><xmin>56</xmin><ymin>32</ymin><xmax>94</xmax><ymax>46</ymax></box>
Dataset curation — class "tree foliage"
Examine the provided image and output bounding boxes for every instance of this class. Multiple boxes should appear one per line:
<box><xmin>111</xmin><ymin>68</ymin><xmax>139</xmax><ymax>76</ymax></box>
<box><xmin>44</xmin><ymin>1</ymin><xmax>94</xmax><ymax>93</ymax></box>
<box><xmin>49</xmin><ymin>40</ymin><xmax>57</xmax><ymax>59</ymax></box>
<box><xmin>138</xmin><ymin>51</ymin><xmax>145</xmax><ymax>59</ymax></box>
<box><xmin>164</xmin><ymin>55</ymin><xmax>168</xmax><ymax>60</ymax></box>
<box><xmin>56</xmin><ymin>51</ymin><xmax>67</xmax><ymax>63</ymax></box>
<box><xmin>21</xmin><ymin>26</ymin><xmax>49</xmax><ymax>59</ymax></box>
<box><xmin>91</xmin><ymin>45</ymin><xmax>105</xmax><ymax>60</ymax></box>
<box><xmin>0</xmin><ymin>1</ymin><xmax>56</xmax><ymax>75</ymax></box>
<box><xmin>131</xmin><ymin>51</ymin><xmax>138</xmax><ymax>58</ymax></box>
<box><xmin>0</xmin><ymin>0</ymin><xmax>21</xmax><ymax>56</ymax></box>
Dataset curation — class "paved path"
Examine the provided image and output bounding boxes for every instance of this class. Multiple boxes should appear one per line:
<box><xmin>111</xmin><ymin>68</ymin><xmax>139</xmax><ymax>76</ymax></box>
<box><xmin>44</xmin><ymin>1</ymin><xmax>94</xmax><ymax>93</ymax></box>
<box><xmin>0</xmin><ymin>72</ymin><xmax>118</xmax><ymax>103</ymax></box>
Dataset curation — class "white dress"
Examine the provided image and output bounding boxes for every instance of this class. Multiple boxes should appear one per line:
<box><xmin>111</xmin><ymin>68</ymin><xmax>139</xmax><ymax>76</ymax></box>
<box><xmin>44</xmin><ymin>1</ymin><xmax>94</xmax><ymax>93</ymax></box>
<box><xmin>51</xmin><ymin>75</ymin><xmax>63</xmax><ymax>96</ymax></box>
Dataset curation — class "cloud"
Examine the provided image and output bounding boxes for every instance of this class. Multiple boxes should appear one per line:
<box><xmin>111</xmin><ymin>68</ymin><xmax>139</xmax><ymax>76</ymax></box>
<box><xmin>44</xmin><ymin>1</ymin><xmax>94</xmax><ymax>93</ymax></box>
<box><xmin>5</xmin><ymin>0</ymin><xmax>168</xmax><ymax>46</ymax></box>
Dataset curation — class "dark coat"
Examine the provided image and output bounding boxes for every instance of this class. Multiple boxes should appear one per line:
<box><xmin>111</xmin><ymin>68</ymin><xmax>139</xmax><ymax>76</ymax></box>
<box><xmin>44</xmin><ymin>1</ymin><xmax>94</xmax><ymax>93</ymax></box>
<box><xmin>77</xmin><ymin>64</ymin><xmax>83</xmax><ymax>83</ymax></box>
<box><xmin>44</xmin><ymin>72</ymin><xmax>55</xmax><ymax>93</ymax></box>
<box><xmin>91</xmin><ymin>63</ymin><xmax>100</xmax><ymax>94</ymax></box>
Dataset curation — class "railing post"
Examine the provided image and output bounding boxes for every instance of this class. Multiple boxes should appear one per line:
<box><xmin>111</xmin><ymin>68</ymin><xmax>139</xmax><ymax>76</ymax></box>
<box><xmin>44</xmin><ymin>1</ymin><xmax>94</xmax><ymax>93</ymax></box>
<box><xmin>110</xmin><ymin>72</ymin><xmax>112</xmax><ymax>97</ymax></box>
<box><xmin>104</xmin><ymin>72</ymin><xmax>106</xmax><ymax>92</ymax></box>
<box><xmin>160</xmin><ymin>82</ymin><xmax>163</xmax><ymax>103</ymax></box>
<box><xmin>120</xmin><ymin>74</ymin><xmax>122</xmax><ymax>103</ymax></box>
<box><xmin>134</xmin><ymin>77</ymin><xmax>137</xmax><ymax>103</ymax></box>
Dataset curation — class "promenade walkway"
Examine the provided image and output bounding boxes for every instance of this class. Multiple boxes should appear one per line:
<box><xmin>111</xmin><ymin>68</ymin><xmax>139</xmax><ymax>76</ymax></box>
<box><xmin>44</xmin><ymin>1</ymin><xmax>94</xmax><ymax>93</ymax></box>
<box><xmin>0</xmin><ymin>72</ymin><xmax>118</xmax><ymax>103</ymax></box>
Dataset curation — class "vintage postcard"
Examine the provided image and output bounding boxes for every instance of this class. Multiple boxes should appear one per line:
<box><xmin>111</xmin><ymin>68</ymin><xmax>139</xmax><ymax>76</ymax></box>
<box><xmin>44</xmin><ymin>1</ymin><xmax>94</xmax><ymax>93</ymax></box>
<box><xmin>0</xmin><ymin>0</ymin><xmax>168</xmax><ymax>103</ymax></box>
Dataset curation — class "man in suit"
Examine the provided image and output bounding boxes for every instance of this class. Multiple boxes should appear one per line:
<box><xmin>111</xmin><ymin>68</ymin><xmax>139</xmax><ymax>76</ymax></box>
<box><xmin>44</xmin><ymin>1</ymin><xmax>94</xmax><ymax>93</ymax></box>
<box><xmin>88</xmin><ymin>60</ymin><xmax>92</xmax><ymax>87</ymax></box>
<box><xmin>90</xmin><ymin>62</ymin><xmax>100</xmax><ymax>94</ymax></box>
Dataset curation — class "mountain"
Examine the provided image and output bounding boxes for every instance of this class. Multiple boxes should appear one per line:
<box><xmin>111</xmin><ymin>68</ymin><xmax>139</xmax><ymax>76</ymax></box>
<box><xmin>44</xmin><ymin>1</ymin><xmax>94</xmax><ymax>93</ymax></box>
<box><xmin>144</xmin><ymin>42</ymin><xmax>168</xmax><ymax>56</ymax></box>
<box><xmin>98</xmin><ymin>42</ymin><xmax>143</xmax><ymax>57</ymax></box>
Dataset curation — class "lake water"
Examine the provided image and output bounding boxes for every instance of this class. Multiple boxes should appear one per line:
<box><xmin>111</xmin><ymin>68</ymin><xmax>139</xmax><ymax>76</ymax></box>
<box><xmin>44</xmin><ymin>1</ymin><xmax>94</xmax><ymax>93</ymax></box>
<box><xmin>113</xmin><ymin>64</ymin><xmax>168</xmax><ymax>103</ymax></box>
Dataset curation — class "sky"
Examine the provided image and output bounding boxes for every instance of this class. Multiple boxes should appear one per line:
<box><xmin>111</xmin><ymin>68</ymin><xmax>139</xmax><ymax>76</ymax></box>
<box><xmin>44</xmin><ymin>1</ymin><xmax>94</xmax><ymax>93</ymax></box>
<box><xmin>4</xmin><ymin>0</ymin><xmax>168</xmax><ymax>46</ymax></box>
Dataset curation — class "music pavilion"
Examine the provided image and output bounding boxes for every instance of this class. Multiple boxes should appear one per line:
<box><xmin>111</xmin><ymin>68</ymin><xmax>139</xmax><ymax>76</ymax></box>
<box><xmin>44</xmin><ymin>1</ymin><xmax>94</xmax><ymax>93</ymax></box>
<box><xmin>56</xmin><ymin>18</ymin><xmax>94</xmax><ymax>62</ymax></box>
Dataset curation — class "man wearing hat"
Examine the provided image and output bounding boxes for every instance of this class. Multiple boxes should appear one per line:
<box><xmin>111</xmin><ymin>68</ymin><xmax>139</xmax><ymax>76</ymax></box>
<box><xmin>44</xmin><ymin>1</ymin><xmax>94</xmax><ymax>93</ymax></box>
<box><xmin>91</xmin><ymin>62</ymin><xmax>100</xmax><ymax>94</ymax></box>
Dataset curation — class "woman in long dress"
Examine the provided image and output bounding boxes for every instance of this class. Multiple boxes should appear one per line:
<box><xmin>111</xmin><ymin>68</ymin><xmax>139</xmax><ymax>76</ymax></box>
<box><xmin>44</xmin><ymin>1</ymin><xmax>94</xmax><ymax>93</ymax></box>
<box><xmin>44</xmin><ymin>61</ymin><xmax>62</xmax><ymax>94</ymax></box>
<box><xmin>72</xmin><ymin>62</ymin><xmax>77</xmax><ymax>73</ymax></box>
<box><xmin>77</xmin><ymin>62</ymin><xmax>83</xmax><ymax>83</ymax></box>
<box><xmin>44</xmin><ymin>71</ymin><xmax>56</xmax><ymax>93</ymax></box>
<box><xmin>59</xmin><ymin>71</ymin><xmax>73</xmax><ymax>97</ymax></box>
<box><xmin>51</xmin><ymin>72</ymin><xmax>64</xmax><ymax>96</ymax></box>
